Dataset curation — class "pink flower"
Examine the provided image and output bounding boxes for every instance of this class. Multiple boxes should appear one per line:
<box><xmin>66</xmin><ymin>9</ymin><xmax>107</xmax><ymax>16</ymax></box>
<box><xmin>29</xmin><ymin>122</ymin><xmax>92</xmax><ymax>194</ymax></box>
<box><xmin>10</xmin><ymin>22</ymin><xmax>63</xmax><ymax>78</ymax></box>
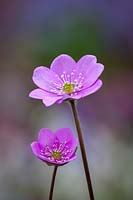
<box><xmin>29</xmin><ymin>54</ymin><xmax>104</xmax><ymax>106</ymax></box>
<box><xmin>31</xmin><ymin>128</ymin><xmax>78</xmax><ymax>165</ymax></box>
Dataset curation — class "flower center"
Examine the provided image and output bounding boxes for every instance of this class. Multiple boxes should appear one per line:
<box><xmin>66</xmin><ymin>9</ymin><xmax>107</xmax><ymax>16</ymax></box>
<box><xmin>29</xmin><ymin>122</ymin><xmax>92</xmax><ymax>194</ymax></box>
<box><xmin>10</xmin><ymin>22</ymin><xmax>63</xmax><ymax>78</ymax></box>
<box><xmin>63</xmin><ymin>83</ymin><xmax>75</xmax><ymax>94</ymax></box>
<box><xmin>52</xmin><ymin>151</ymin><xmax>61</xmax><ymax>160</ymax></box>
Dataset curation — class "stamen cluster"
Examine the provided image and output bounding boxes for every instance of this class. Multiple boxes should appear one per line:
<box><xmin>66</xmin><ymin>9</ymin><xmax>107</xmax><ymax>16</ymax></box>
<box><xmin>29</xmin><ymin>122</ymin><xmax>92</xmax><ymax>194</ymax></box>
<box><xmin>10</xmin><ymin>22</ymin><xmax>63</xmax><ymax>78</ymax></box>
<box><xmin>40</xmin><ymin>138</ymin><xmax>72</xmax><ymax>164</ymax></box>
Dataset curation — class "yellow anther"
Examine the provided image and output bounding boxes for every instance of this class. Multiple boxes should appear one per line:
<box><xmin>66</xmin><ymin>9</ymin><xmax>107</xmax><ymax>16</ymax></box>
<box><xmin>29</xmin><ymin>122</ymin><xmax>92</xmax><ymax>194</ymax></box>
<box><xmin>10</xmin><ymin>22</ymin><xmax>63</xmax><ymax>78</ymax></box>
<box><xmin>63</xmin><ymin>83</ymin><xmax>75</xmax><ymax>94</ymax></box>
<box><xmin>52</xmin><ymin>151</ymin><xmax>61</xmax><ymax>160</ymax></box>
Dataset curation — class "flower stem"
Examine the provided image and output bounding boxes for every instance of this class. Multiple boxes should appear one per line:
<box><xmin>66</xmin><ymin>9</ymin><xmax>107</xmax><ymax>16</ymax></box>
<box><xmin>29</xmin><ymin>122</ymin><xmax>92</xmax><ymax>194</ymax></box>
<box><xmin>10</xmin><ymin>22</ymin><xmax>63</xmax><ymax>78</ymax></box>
<box><xmin>49</xmin><ymin>166</ymin><xmax>58</xmax><ymax>200</ymax></box>
<box><xmin>69</xmin><ymin>100</ymin><xmax>94</xmax><ymax>200</ymax></box>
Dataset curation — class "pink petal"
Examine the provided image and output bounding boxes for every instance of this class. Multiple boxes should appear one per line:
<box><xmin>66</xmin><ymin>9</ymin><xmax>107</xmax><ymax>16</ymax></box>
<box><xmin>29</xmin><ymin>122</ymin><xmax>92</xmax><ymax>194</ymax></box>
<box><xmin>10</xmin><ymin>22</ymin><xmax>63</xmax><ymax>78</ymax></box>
<box><xmin>73</xmin><ymin>79</ymin><xmax>103</xmax><ymax>99</ymax></box>
<box><xmin>76</xmin><ymin>55</ymin><xmax>104</xmax><ymax>86</ymax></box>
<box><xmin>42</xmin><ymin>94</ymin><xmax>63</xmax><ymax>107</ymax></box>
<box><xmin>58</xmin><ymin>154</ymin><xmax>77</xmax><ymax>165</ymax></box>
<box><xmin>32</xmin><ymin>66</ymin><xmax>61</xmax><ymax>91</ymax></box>
<box><xmin>50</xmin><ymin>54</ymin><xmax>76</xmax><ymax>76</ymax></box>
<box><xmin>31</xmin><ymin>142</ymin><xmax>41</xmax><ymax>157</ymax></box>
<box><xmin>56</xmin><ymin>93</ymin><xmax>70</xmax><ymax>104</ymax></box>
<box><xmin>68</xmin><ymin>154</ymin><xmax>77</xmax><ymax>162</ymax></box>
<box><xmin>83</xmin><ymin>63</ymin><xmax>104</xmax><ymax>87</ymax></box>
<box><xmin>29</xmin><ymin>88</ymin><xmax>63</xmax><ymax>107</ymax></box>
<box><xmin>77</xmin><ymin>55</ymin><xmax>97</xmax><ymax>74</ymax></box>
<box><xmin>38</xmin><ymin>128</ymin><xmax>55</xmax><ymax>147</ymax></box>
<box><xmin>37</xmin><ymin>155</ymin><xmax>54</xmax><ymax>164</ymax></box>
<box><xmin>38</xmin><ymin>156</ymin><xmax>76</xmax><ymax>165</ymax></box>
<box><xmin>29</xmin><ymin>88</ymin><xmax>47</xmax><ymax>99</ymax></box>
<box><xmin>55</xmin><ymin>128</ymin><xmax>78</xmax><ymax>152</ymax></box>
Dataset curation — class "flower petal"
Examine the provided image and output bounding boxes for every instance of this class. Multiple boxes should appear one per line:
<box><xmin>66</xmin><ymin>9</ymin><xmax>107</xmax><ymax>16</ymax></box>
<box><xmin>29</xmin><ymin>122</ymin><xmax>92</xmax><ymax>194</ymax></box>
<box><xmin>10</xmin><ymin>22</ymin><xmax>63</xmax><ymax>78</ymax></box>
<box><xmin>38</xmin><ymin>128</ymin><xmax>55</xmax><ymax>147</ymax></box>
<box><xmin>73</xmin><ymin>79</ymin><xmax>103</xmax><ymax>99</ymax></box>
<box><xmin>32</xmin><ymin>66</ymin><xmax>61</xmax><ymax>91</ymax></box>
<box><xmin>38</xmin><ymin>155</ymin><xmax>76</xmax><ymax>165</ymax></box>
<box><xmin>37</xmin><ymin>155</ymin><xmax>55</xmax><ymax>164</ymax></box>
<box><xmin>55</xmin><ymin>128</ymin><xmax>78</xmax><ymax>152</ymax></box>
<box><xmin>56</xmin><ymin>94</ymin><xmax>70</xmax><ymax>104</ymax></box>
<box><xmin>83</xmin><ymin>63</ymin><xmax>104</xmax><ymax>87</ymax></box>
<box><xmin>77</xmin><ymin>55</ymin><xmax>97</xmax><ymax>74</ymax></box>
<box><xmin>68</xmin><ymin>154</ymin><xmax>77</xmax><ymax>162</ymax></box>
<box><xmin>42</xmin><ymin>93</ymin><xmax>63</xmax><ymax>107</ymax></box>
<box><xmin>50</xmin><ymin>54</ymin><xmax>76</xmax><ymax>76</ymax></box>
<box><xmin>58</xmin><ymin>154</ymin><xmax>77</xmax><ymax>165</ymax></box>
<box><xmin>29</xmin><ymin>88</ymin><xmax>47</xmax><ymax>99</ymax></box>
<box><xmin>29</xmin><ymin>88</ymin><xmax>62</xmax><ymax>106</ymax></box>
<box><xmin>31</xmin><ymin>142</ymin><xmax>41</xmax><ymax>157</ymax></box>
<box><xmin>76</xmin><ymin>55</ymin><xmax>104</xmax><ymax>86</ymax></box>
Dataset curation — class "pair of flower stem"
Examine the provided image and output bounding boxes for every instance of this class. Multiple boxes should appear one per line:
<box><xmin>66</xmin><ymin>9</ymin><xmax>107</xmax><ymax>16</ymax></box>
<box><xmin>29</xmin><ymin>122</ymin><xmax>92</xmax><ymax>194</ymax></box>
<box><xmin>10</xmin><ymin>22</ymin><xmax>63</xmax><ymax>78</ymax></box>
<box><xmin>49</xmin><ymin>100</ymin><xmax>94</xmax><ymax>200</ymax></box>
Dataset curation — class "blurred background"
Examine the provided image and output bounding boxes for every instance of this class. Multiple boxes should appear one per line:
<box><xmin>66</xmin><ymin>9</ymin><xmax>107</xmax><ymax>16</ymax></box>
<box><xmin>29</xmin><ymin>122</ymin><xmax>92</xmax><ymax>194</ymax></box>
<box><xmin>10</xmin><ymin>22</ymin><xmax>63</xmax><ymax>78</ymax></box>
<box><xmin>0</xmin><ymin>0</ymin><xmax>133</xmax><ymax>199</ymax></box>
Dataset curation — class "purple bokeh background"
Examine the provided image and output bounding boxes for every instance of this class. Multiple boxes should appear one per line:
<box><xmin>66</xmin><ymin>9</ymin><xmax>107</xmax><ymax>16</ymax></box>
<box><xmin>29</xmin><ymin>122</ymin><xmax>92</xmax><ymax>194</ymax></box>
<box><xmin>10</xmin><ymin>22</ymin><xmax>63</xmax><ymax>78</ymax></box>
<box><xmin>0</xmin><ymin>0</ymin><xmax>133</xmax><ymax>199</ymax></box>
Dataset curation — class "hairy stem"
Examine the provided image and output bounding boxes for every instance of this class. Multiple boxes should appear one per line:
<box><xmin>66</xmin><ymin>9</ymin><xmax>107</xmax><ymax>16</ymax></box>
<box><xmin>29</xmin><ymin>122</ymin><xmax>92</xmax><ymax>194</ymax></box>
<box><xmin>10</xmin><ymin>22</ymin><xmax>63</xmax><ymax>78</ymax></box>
<box><xmin>69</xmin><ymin>100</ymin><xmax>94</xmax><ymax>200</ymax></box>
<box><xmin>49</xmin><ymin>166</ymin><xmax>58</xmax><ymax>200</ymax></box>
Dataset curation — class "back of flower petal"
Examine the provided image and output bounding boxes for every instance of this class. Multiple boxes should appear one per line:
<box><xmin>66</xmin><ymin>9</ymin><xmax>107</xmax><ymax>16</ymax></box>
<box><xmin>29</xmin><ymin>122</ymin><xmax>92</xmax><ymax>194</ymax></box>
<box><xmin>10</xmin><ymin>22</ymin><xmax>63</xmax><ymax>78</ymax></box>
<box><xmin>42</xmin><ymin>94</ymin><xmax>63</xmax><ymax>107</ymax></box>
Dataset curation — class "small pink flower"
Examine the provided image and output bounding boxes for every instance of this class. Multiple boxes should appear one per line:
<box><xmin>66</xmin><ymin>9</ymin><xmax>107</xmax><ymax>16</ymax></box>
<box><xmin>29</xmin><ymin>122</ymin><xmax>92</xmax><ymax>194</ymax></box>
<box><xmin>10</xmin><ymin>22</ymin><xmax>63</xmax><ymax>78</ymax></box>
<box><xmin>29</xmin><ymin>54</ymin><xmax>104</xmax><ymax>106</ymax></box>
<box><xmin>31</xmin><ymin>128</ymin><xmax>78</xmax><ymax>165</ymax></box>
